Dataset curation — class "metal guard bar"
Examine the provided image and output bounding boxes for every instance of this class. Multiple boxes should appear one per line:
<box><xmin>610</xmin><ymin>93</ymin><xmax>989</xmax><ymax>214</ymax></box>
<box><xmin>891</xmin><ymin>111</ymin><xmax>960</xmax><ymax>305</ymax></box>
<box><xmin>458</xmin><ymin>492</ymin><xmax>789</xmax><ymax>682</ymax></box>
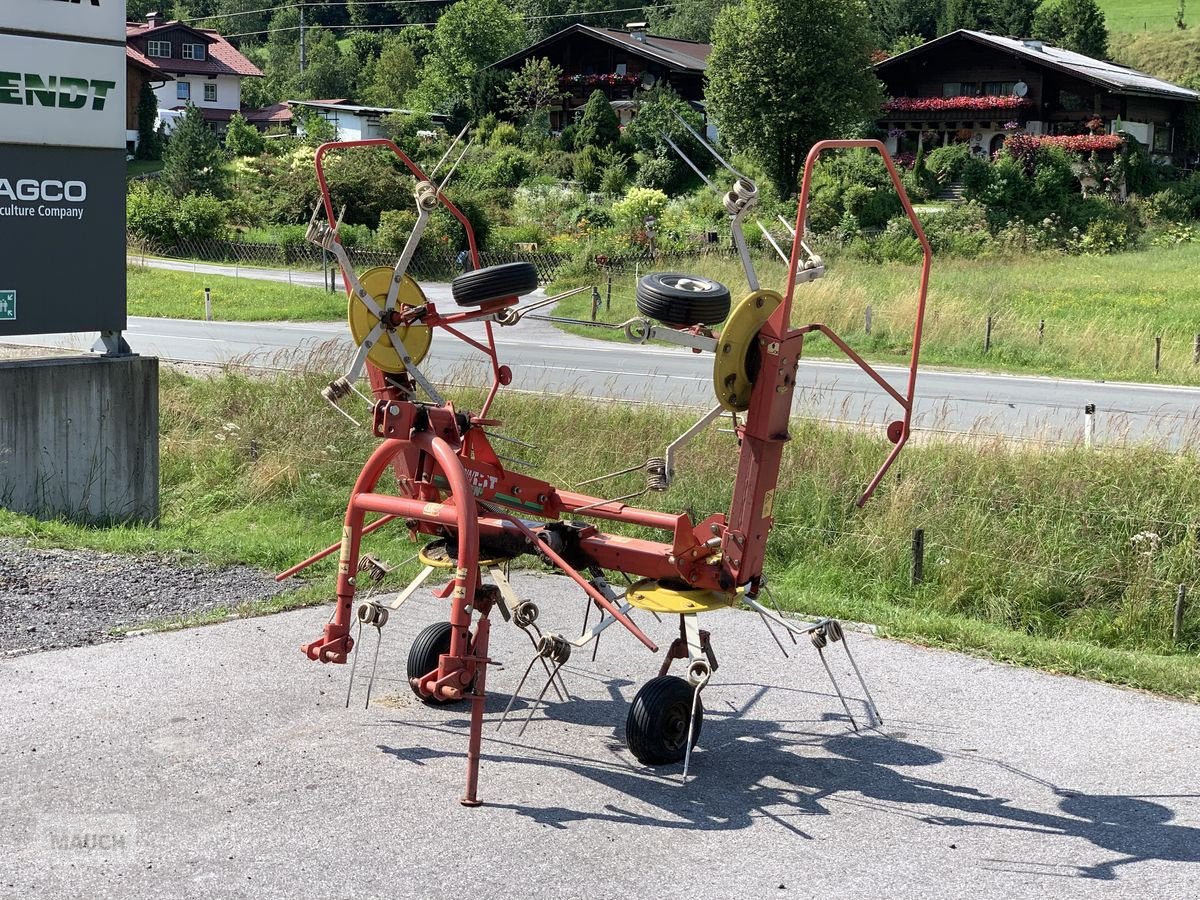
<box><xmin>784</xmin><ymin>139</ymin><xmax>932</xmax><ymax>507</ymax></box>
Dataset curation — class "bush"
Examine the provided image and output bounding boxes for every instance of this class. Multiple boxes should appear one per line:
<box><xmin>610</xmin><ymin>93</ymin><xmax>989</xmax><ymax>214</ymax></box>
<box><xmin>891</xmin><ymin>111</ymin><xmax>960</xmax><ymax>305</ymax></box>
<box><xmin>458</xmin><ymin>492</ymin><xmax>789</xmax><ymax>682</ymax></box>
<box><xmin>633</xmin><ymin>155</ymin><xmax>683</xmax><ymax>192</ymax></box>
<box><xmin>172</xmin><ymin>193</ymin><xmax>227</xmax><ymax>242</ymax></box>
<box><xmin>1076</xmin><ymin>217</ymin><xmax>1130</xmax><ymax>255</ymax></box>
<box><xmin>612</xmin><ymin>186</ymin><xmax>668</xmax><ymax>232</ymax></box>
<box><xmin>377</xmin><ymin>209</ymin><xmax>417</xmax><ymax>252</ymax></box>
<box><xmin>126</xmin><ymin>182</ymin><xmax>178</xmax><ymax>244</ymax></box>
<box><xmin>573</xmin><ymin>145</ymin><xmax>602</xmax><ymax>191</ymax></box>
<box><xmin>599</xmin><ymin>165</ymin><xmax>628</xmax><ymax>196</ymax></box>
<box><xmin>488</xmin><ymin>122</ymin><xmax>519</xmax><ymax>147</ymax></box>
<box><xmin>924</xmin><ymin>143</ymin><xmax>973</xmax><ymax>182</ymax></box>
<box><xmin>479</xmin><ymin>146</ymin><xmax>531</xmax><ymax>189</ymax></box>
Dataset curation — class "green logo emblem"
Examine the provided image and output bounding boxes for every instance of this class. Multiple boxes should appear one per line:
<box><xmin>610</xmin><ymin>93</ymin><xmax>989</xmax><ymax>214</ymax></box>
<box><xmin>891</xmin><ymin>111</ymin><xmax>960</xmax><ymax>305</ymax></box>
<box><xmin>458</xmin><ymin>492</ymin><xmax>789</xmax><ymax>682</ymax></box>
<box><xmin>0</xmin><ymin>291</ymin><xmax>15</xmax><ymax>321</ymax></box>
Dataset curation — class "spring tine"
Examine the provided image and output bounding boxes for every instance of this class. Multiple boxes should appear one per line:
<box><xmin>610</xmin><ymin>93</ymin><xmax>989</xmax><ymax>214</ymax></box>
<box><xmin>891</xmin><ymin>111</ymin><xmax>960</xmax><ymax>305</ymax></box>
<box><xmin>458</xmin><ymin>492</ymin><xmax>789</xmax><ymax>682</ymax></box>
<box><xmin>495</xmin><ymin>452</ymin><xmax>536</xmax><ymax>469</ymax></box>
<box><xmin>438</xmin><ymin>140</ymin><xmax>472</xmax><ymax>193</ymax></box>
<box><xmin>518</xmin><ymin>660</ymin><xmax>566</xmax><ymax>738</ymax></box>
<box><xmin>777</xmin><ymin>213</ymin><xmax>797</xmax><ymax>237</ymax></box>
<box><xmin>591</xmin><ymin>624</ymin><xmax>602</xmax><ymax>662</ymax></box>
<box><xmin>670</xmin><ymin>109</ymin><xmax>745</xmax><ymax>179</ymax></box>
<box><xmin>763</xmin><ymin>585</ymin><xmax>798</xmax><ymax>645</ymax></box>
<box><xmin>497</xmin><ymin>652</ymin><xmax>542</xmax><ymax>732</ymax></box>
<box><xmin>757</xmin><ymin>221</ymin><xmax>790</xmax><ymax>264</ymax></box>
<box><xmin>662</xmin><ymin>132</ymin><xmax>718</xmax><ymax>191</ymax></box>
<box><xmin>682</xmin><ymin>681</ymin><xmax>703</xmax><ymax>784</ymax></box>
<box><xmin>363</xmin><ymin>625</ymin><xmax>385</xmax><ymax>710</ymax></box>
<box><xmin>429</xmin><ymin>121</ymin><xmax>470</xmax><ymax>180</ymax></box>
<box><xmin>840</xmin><ymin>633</ymin><xmax>883</xmax><ymax>726</ymax></box>
<box><xmin>345</xmin><ymin>617</ymin><xmax>364</xmax><ymax>708</ymax></box>
<box><xmin>483</xmin><ymin>431</ymin><xmax>539</xmax><ymax>450</ymax></box>
<box><xmin>757</xmin><ymin>608</ymin><xmax>789</xmax><ymax>659</ymax></box>
<box><xmin>816</xmin><ymin>645</ymin><xmax>858</xmax><ymax>733</ymax></box>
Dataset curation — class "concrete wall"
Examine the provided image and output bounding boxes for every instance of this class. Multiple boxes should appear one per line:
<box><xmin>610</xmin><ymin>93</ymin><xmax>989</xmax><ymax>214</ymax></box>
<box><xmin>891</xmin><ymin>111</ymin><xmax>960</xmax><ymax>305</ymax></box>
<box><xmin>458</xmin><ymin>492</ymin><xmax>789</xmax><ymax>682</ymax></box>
<box><xmin>0</xmin><ymin>356</ymin><xmax>159</xmax><ymax>524</ymax></box>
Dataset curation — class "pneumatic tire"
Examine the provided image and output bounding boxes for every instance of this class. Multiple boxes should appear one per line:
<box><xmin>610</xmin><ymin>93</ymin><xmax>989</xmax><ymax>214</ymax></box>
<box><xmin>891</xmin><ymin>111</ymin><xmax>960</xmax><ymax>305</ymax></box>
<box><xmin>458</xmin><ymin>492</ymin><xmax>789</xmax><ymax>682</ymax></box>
<box><xmin>452</xmin><ymin>262</ymin><xmax>538</xmax><ymax>307</ymax></box>
<box><xmin>635</xmin><ymin>272</ymin><xmax>731</xmax><ymax>326</ymax></box>
<box><xmin>625</xmin><ymin>675</ymin><xmax>703</xmax><ymax>765</ymax></box>
<box><xmin>407</xmin><ymin>621</ymin><xmax>463</xmax><ymax>705</ymax></box>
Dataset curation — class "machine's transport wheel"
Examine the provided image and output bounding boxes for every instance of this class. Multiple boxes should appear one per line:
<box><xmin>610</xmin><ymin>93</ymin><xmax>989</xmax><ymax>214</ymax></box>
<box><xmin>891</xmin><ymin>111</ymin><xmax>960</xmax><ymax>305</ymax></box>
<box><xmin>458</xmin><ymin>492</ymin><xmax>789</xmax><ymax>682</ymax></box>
<box><xmin>625</xmin><ymin>675</ymin><xmax>703</xmax><ymax>765</ymax></box>
<box><xmin>452</xmin><ymin>262</ymin><xmax>539</xmax><ymax>306</ymax></box>
<box><xmin>407</xmin><ymin>621</ymin><xmax>463</xmax><ymax>704</ymax></box>
<box><xmin>348</xmin><ymin>266</ymin><xmax>432</xmax><ymax>375</ymax></box>
<box><xmin>635</xmin><ymin>273</ymin><xmax>731</xmax><ymax>326</ymax></box>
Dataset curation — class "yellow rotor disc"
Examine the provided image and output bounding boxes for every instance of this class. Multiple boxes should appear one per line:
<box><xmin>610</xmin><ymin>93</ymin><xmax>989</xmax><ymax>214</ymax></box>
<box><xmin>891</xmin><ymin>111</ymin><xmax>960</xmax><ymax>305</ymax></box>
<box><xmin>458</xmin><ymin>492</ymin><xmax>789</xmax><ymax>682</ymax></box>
<box><xmin>418</xmin><ymin>539</ymin><xmax>513</xmax><ymax>570</ymax></box>
<box><xmin>348</xmin><ymin>266</ymin><xmax>432</xmax><ymax>374</ymax></box>
<box><xmin>712</xmin><ymin>289</ymin><xmax>783</xmax><ymax>412</ymax></box>
<box><xmin>624</xmin><ymin>579</ymin><xmax>738</xmax><ymax>614</ymax></box>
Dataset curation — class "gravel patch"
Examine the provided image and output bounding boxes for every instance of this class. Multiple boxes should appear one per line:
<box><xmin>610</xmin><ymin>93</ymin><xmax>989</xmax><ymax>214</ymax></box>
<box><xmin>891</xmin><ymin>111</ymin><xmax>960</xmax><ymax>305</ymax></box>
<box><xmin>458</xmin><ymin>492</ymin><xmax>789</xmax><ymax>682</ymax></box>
<box><xmin>0</xmin><ymin>538</ymin><xmax>295</xmax><ymax>656</ymax></box>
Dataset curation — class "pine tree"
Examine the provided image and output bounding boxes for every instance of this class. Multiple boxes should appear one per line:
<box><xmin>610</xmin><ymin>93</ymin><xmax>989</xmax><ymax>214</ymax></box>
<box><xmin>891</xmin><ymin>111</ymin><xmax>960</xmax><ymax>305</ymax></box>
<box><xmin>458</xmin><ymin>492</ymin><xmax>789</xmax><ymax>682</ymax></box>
<box><xmin>135</xmin><ymin>81</ymin><xmax>161</xmax><ymax>161</ymax></box>
<box><xmin>575</xmin><ymin>90</ymin><xmax>621</xmax><ymax>149</ymax></box>
<box><xmin>162</xmin><ymin>104</ymin><xmax>226</xmax><ymax>198</ymax></box>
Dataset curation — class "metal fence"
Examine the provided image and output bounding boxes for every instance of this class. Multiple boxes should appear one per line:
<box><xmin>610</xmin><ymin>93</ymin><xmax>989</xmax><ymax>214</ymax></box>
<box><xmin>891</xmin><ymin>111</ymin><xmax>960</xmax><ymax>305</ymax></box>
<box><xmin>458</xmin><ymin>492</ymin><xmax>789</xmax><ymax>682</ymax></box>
<box><xmin>125</xmin><ymin>232</ymin><xmax>749</xmax><ymax>284</ymax></box>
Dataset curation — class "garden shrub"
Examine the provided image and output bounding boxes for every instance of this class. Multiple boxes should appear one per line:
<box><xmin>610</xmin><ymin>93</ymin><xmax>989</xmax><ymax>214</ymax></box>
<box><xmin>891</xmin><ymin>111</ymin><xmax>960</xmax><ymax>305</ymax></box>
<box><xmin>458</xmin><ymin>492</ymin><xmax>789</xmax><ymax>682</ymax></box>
<box><xmin>612</xmin><ymin>186</ymin><xmax>669</xmax><ymax>232</ymax></box>
<box><xmin>172</xmin><ymin>193</ymin><xmax>227</xmax><ymax>242</ymax></box>
<box><xmin>488</xmin><ymin>122</ymin><xmax>519</xmax><ymax>147</ymax></box>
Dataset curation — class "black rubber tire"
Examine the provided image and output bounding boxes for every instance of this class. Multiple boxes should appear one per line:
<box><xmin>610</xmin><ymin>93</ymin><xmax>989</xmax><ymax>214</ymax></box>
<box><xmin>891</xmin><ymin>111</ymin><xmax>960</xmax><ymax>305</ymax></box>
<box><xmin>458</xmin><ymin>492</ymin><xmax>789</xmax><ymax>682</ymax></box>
<box><xmin>635</xmin><ymin>272</ymin><xmax>731</xmax><ymax>326</ymax></box>
<box><xmin>625</xmin><ymin>675</ymin><xmax>703</xmax><ymax>765</ymax></box>
<box><xmin>407</xmin><ymin>621</ymin><xmax>462</xmax><ymax>705</ymax></box>
<box><xmin>452</xmin><ymin>262</ymin><xmax>539</xmax><ymax>307</ymax></box>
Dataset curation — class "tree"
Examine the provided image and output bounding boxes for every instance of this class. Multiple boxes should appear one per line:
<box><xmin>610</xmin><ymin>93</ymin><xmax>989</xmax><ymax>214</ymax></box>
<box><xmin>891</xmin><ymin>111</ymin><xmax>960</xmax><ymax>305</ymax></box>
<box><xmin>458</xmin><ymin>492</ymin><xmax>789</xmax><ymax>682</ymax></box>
<box><xmin>707</xmin><ymin>0</ymin><xmax>883</xmax><ymax>194</ymax></box>
<box><xmin>575</xmin><ymin>90</ymin><xmax>620</xmax><ymax>148</ymax></box>
<box><xmin>224</xmin><ymin>112</ymin><xmax>264</xmax><ymax>157</ymax></box>
<box><xmin>412</xmin><ymin>0</ymin><xmax>525</xmax><ymax>112</ymax></box>
<box><xmin>162</xmin><ymin>104</ymin><xmax>226</xmax><ymax>198</ymax></box>
<box><xmin>939</xmin><ymin>0</ymin><xmax>992</xmax><ymax>32</ymax></box>
<box><xmin>363</xmin><ymin>34</ymin><xmax>418</xmax><ymax>108</ymax></box>
<box><xmin>501</xmin><ymin>58</ymin><xmax>565</xmax><ymax>124</ymax></box>
<box><xmin>988</xmin><ymin>0</ymin><xmax>1038</xmax><ymax>36</ymax></box>
<box><xmin>1033</xmin><ymin>0</ymin><xmax>1108</xmax><ymax>58</ymax></box>
<box><xmin>135</xmin><ymin>81</ymin><xmax>161</xmax><ymax>161</ymax></box>
<box><xmin>649</xmin><ymin>0</ymin><xmax>741</xmax><ymax>41</ymax></box>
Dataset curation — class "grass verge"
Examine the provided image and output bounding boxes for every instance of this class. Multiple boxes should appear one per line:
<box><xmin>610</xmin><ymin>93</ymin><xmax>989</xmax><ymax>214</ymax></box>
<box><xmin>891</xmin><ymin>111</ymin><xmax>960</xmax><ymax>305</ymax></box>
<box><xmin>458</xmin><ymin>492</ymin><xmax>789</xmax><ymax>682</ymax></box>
<box><xmin>550</xmin><ymin>243</ymin><xmax>1200</xmax><ymax>386</ymax></box>
<box><xmin>2</xmin><ymin>367</ymin><xmax>1198</xmax><ymax>700</ymax></box>
<box><xmin>127</xmin><ymin>264</ymin><xmax>345</xmax><ymax>321</ymax></box>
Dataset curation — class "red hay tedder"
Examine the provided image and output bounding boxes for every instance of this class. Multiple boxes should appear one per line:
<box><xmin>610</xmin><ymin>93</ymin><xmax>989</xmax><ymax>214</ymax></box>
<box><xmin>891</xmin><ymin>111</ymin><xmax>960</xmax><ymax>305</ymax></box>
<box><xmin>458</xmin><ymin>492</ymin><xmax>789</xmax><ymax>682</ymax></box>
<box><xmin>278</xmin><ymin>124</ymin><xmax>931</xmax><ymax>806</ymax></box>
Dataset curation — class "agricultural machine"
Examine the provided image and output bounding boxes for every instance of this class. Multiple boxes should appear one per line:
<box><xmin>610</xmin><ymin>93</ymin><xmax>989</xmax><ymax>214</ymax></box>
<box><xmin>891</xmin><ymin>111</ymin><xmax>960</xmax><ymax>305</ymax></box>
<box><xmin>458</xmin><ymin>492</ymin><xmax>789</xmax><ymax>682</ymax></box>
<box><xmin>279</xmin><ymin>122</ymin><xmax>931</xmax><ymax>806</ymax></box>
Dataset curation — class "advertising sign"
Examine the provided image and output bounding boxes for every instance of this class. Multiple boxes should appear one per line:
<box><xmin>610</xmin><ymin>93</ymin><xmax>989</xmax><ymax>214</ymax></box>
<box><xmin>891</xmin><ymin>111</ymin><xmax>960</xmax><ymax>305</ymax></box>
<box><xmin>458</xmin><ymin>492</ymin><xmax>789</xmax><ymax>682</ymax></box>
<box><xmin>1</xmin><ymin>0</ymin><xmax>127</xmax><ymax>44</ymax></box>
<box><xmin>0</xmin><ymin>141</ymin><xmax>125</xmax><ymax>336</ymax></box>
<box><xmin>0</xmin><ymin>33</ymin><xmax>126</xmax><ymax>150</ymax></box>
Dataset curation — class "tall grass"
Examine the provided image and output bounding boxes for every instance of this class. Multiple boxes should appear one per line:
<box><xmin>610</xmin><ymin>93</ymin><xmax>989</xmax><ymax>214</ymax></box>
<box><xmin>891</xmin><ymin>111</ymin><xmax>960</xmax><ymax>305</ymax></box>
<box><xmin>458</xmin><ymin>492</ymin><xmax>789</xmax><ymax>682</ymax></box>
<box><xmin>127</xmin><ymin>265</ymin><xmax>344</xmax><ymax>321</ymax></box>
<box><xmin>551</xmin><ymin>244</ymin><xmax>1200</xmax><ymax>385</ymax></box>
<box><xmin>3</xmin><ymin>366</ymin><xmax>1198</xmax><ymax>698</ymax></box>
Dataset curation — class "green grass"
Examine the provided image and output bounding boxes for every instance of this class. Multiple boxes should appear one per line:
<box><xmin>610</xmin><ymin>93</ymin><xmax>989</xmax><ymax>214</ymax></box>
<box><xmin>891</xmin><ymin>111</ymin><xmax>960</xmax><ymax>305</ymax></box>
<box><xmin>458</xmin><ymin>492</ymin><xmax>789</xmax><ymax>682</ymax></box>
<box><xmin>1098</xmin><ymin>0</ymin><xmax>1179</xmax><ymax>32</ymax></box>
<box><xmin>550</xmin><ymin>243</ymin><xmax>1200</xmax><ymax>385</ymax></box>
<box><xmin>1110</xmin><ymin>27</ymin><xmax>1200</xmax><ymax>84</ymax></box>
<box><xmin>128</xmin><ymin>265</ymin><xmax>345</xmax><ymax>321</ymax></box>
<box><xmin>3</xmin><ymin>367</ymin><xmax>1199</xmax><ymax>700</ymax></box>
<box><xmin>126</xmin><ymin>160</ymin><xmax>164</xmax><ymax>178</ymax></box>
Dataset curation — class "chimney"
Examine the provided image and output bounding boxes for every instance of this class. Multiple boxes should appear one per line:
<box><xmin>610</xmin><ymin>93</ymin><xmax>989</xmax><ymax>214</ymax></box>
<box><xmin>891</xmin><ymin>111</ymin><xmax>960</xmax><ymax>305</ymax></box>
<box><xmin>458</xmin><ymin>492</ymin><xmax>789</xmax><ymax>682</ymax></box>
<box><xmin>627</xmin><ymin>21</ymin><xmax>647</xmax><ymax>42</ymax></box>
<box><xmin>1022</xmin><ymin>39</ymin><xmax>1044</xmax><ymax>52</ymax></box>
<box><xmin>147</xmin><ymin>11</ymin><xmax>164</xmax><ymax>29</ymax></box>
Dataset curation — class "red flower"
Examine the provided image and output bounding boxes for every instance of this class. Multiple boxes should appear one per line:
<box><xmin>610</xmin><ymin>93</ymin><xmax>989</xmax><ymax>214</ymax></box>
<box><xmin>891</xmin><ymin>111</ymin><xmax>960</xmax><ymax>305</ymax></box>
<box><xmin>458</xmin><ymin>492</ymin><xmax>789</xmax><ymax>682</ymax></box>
<box><xmin>882</xmin><ymin>96</ymin><xmax>1033</xmax><ymax>112</ymax></box>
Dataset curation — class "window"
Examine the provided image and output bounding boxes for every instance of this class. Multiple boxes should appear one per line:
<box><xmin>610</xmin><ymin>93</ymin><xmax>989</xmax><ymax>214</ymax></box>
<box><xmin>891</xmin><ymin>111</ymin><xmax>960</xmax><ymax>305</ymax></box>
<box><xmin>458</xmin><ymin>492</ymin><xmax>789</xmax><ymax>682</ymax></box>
<box><xmin>182</xmin><ymin>43</ymin><xmax>207</xmax><ymax>61</ymax></box>
<box><xmin>983</xmin><ymin>81</ymin><xmax>1017</xmax><ymax>96</ymax></box>
<box><xmin>204</xmin><ymin>82</ymin><xmax>217</xmax><ymax>102</ymax></box>
<box><xmin>942</xmin><ymin>82</ymin><xmax>977</xmax><ymax>97</ymax></box>
<box><xmin>147</xmin><ymin>40</ymin><xmax>171</xmax><ymax>58</ymax></box>
<box><xmin>177</xmin><ymin>81</ymin><xmax>190</xmax><ymax>101</ymax></box>
<box><xmin>1154</xmin><ymin>126</ymin><xmax>1173</xmax><ymax>153</ymax></box>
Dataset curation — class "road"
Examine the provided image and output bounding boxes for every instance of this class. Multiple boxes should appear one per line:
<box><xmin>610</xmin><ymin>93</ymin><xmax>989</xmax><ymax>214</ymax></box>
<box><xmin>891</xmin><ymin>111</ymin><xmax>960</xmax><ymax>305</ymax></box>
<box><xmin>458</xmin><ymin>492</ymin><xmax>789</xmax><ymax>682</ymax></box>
<box><xmin>7</xmin><ymin>258</ymin><xmax>1199</xmax><ymax>447</ymax></box>
<box><xmin>1</xmin><ymin>573</ymin><xmax>1197</xmax><ymax>898</ymax></box>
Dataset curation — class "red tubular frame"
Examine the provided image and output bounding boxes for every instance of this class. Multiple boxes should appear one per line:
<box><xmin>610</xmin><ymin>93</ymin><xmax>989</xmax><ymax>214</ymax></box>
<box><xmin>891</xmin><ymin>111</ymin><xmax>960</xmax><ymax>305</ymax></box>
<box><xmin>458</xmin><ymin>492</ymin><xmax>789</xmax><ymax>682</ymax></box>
<box><xmin>293</xmin><ymin>137</ymin><xmax>930</xmax><ymax>805</ymax></box>
<box><xmin>787</xmin><ymin>140</ymin><xmax>932</xmax><ymax>506</ymax></box>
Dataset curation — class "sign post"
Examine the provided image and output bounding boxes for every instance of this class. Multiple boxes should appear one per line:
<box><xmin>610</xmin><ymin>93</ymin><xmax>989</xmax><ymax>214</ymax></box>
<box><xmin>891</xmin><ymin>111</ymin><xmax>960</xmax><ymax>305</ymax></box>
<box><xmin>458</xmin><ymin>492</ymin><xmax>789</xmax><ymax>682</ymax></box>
<box><xmin>0</xmin><ymin>3</ymin><xmax>159</xmax><ymax>525</ymax></box>
<box><xmin>0</xmin><ymin>1</ymin><xmax>128</xmax><ymax>341</ymax></box>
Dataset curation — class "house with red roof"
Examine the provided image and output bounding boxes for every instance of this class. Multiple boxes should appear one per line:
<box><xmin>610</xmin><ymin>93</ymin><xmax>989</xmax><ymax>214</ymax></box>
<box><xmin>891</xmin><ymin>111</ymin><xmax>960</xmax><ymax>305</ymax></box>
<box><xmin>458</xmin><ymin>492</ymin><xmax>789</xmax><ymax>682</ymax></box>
<box><xmin>125</xmin><ymin>11</ymin><xmax>262</xmax><ymax>145</ymax></box>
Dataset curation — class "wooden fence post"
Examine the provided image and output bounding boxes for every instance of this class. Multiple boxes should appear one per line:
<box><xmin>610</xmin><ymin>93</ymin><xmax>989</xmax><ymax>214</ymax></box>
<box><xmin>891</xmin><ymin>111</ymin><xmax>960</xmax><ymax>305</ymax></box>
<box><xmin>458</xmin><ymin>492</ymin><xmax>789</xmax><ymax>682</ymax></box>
<box><xmin>1038</xmin><ymin>319</ymin><xmax>1045</xmax><ymax>346</ymax></box>
<box><xmin>1155</xmin><ymin>335</ymin><xmax>1162</xmax><ymax>374</ymax></box>
<box><xmin>865</xmin><ymin>304</ymin><xmax>873</xmax><ymax>335</ymax></box>
<box><xmin>1193</xmin><ymin>334</ymin><xmax>1200</xmax><ymax>366</ymax></box>
<box><xmin>984</xmin><ymin>316</ymin><xmax>993</xmax><ymax>353</ymax></box>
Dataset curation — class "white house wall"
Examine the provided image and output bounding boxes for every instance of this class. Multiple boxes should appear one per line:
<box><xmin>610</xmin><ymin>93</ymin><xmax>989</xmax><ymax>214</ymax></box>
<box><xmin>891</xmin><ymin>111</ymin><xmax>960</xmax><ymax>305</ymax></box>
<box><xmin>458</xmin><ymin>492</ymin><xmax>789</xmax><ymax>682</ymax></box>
<box><xmin>153</xmin><ymin>73</ymin><xmax>242</xmax><ymax>112</ymax></box>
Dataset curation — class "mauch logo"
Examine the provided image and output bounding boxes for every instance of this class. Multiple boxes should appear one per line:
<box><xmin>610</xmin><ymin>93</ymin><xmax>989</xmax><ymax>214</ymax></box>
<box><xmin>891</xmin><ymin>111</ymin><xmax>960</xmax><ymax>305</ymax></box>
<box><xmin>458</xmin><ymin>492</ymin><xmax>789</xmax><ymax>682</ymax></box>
<box><xmin>0</xmin><ymin>73</ymin><xmax>117</xmax><ymax>111</ymax></box>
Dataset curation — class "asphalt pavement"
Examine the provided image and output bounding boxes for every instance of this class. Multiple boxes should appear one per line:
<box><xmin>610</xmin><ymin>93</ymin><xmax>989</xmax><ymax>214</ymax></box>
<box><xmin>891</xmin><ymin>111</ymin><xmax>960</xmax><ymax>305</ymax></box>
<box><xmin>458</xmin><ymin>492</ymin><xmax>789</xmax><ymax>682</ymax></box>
<box><xmin>1</xmin><ymin>572</ymin><xmax>1198</xmax><ymax>899</ymax></box>
<box><xmin>9</xmin><ymin>292</ymin><xmax>1200</xmax><ymax>448</ymax></box>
